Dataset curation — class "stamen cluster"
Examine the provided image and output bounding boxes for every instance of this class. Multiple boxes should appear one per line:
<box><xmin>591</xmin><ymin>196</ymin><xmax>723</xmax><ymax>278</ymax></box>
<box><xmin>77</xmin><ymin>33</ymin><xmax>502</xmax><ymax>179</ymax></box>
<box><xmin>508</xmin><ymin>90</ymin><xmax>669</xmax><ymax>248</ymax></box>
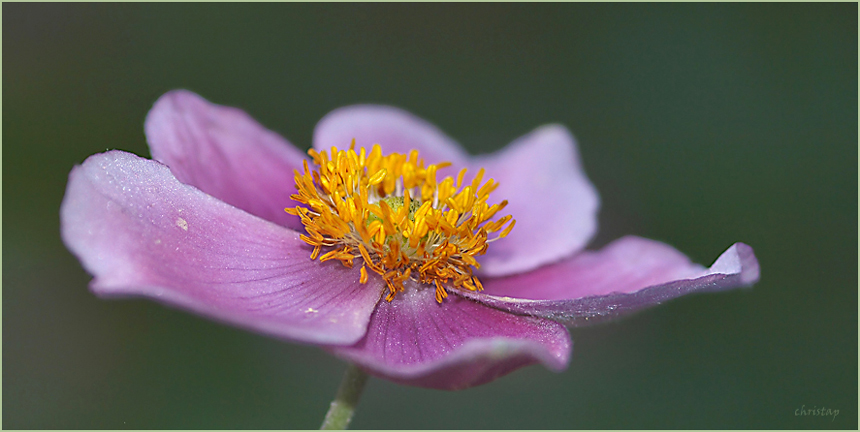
<box><xmin>285</xmin><ymin>141</ymin><xmax>515</xmax><ymax>303</ymax></box>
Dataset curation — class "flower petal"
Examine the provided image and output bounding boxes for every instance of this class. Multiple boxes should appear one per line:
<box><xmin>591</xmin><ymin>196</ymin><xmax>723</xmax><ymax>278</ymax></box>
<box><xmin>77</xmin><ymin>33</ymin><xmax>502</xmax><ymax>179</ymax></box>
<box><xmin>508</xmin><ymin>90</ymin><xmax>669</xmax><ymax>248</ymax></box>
<box><xmin>60</xmin><ymin>151</ymin><xmax>382</xmax><ymax>345</ymax></box>
<box><xmin>313</xmin><ymin>105</ymin><xmax>469</xmax><ymax>166</ymax></box>
<box><xmin>473</xmin><ymin>125</ymin><xmax>600</xmax><ymax>277</ymax></box>
<box><xmin>328</xmin><ymin>282</ymin><xmax>571</xmax><ymax>390</ymax></box>
<box><xmin>144</xmin><ymin>90</ymin><xmax>308</xmax><ymax>230</ymax></box>
<box><xmin>461</xmin><ymin>236</ymin><xmax>759</xmax><ymax>326</ymax></box>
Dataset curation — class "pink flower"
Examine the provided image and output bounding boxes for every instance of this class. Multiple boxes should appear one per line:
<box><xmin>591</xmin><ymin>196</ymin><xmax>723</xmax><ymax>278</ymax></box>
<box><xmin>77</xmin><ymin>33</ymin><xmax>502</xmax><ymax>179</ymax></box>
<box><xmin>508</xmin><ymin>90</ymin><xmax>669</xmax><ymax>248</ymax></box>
<box><xmin>60</xmin><ymin>90</ymin><xmax>759</xmax><ymax>390</ymax></box>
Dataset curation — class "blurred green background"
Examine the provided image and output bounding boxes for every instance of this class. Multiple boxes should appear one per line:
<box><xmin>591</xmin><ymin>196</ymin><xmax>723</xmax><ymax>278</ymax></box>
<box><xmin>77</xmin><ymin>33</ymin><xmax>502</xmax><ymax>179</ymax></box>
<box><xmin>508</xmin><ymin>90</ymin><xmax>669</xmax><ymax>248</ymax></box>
<box><xmin>4</xmin><ymin>3</ymin><xmax>856</xmax><ymax>429</ymax></box>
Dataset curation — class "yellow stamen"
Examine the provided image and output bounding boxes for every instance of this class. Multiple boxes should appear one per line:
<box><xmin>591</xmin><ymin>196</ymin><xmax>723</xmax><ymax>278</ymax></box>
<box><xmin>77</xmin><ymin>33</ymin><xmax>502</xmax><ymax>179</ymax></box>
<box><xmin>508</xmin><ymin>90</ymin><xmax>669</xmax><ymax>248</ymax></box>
<box><xmin>360</xmin><ymin>266</ymin><xmax>368</xmax><ymax>284</ymax></box>
<box><xmin>285</xmin><ymin>143</ymin><xmax>515</xmax><ymax>303</ymax></box>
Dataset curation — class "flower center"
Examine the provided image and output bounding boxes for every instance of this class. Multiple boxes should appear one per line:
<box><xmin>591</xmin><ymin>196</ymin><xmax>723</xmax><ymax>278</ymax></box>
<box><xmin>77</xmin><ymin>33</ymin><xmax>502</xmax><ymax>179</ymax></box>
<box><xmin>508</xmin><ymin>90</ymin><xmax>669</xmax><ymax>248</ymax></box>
<box><xmin>285</xmin><ymin>141</ymin><xmax>515</xmax><ymax>303</ymax></box>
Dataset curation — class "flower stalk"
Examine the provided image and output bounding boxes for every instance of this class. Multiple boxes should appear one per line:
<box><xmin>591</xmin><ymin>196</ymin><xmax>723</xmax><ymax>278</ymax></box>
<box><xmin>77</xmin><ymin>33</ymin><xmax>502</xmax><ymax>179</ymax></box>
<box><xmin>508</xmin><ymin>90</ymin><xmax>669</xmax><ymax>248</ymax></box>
<box><xmin>320</xmin><ymin>364</ymin><xmax>369</xmax><ymax>430</ymax></box>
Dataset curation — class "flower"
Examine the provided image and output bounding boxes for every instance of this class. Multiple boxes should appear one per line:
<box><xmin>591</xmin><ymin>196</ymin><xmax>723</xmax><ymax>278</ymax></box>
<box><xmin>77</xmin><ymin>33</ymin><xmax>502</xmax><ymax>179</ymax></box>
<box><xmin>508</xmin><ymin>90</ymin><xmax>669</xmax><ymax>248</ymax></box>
<box><xmin>60</xmin><ymin>90</ymin><xmax>759</xmax><ymax>390</ymax></box>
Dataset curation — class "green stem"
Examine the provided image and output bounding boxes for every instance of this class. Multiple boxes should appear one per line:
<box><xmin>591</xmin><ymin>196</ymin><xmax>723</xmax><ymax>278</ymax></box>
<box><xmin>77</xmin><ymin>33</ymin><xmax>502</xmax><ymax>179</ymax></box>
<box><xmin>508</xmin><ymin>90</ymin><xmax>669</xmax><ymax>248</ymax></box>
<box><xmin>320</xmin><ymin>364</ymin><xmax>369</xmax><ymax>430</ymax></box>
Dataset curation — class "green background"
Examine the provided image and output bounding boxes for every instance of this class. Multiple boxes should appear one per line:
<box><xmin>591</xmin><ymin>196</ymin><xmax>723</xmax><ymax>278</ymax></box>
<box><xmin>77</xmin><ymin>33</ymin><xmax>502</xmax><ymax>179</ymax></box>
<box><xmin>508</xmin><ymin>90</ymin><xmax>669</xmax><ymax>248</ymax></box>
<box><xmin>4</xmin><ymin>3</ymin><xmax>857</xmax><ymax>429</ymax></box>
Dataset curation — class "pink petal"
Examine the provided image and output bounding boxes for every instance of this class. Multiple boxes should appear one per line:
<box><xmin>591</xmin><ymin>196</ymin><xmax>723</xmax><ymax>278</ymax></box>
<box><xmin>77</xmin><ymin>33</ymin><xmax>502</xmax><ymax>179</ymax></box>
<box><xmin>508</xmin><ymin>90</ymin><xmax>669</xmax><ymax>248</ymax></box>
<box><xmin>313</xmin><ymin>105</ymin><xmax>469</xmax><ymax>167</ymax></box>
<box><xmin>328</xmin><ymin>282</ymin><xmax>571</xmax><ymax>390</ymax></box>
<box><xmin>144</xmin><ymin>90</ymin><xmax>308</xmax><ymax>231</ymax></box>
<box><xmin>460</xmin><ymin>236</ymin><xmax>759</xmax><ymax>326</ymax></box>
<box><xmin>60</xmin><ymin>151</ymin><xmax>383</xmax><ymax>345</ymax></box>
<box><xmin>473</xmin><ymin>125</ymin><xmax>600</xmax><ymax>277</ymax></box>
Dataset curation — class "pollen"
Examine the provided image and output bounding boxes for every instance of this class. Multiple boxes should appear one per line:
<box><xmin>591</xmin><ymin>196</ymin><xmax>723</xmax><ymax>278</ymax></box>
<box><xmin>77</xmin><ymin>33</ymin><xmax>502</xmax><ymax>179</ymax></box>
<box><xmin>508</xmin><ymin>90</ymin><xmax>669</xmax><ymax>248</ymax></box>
<box><xmin>285</xmin><ymin>140</ymin><xmax>515</xmax><ymax>303</ymax></box>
